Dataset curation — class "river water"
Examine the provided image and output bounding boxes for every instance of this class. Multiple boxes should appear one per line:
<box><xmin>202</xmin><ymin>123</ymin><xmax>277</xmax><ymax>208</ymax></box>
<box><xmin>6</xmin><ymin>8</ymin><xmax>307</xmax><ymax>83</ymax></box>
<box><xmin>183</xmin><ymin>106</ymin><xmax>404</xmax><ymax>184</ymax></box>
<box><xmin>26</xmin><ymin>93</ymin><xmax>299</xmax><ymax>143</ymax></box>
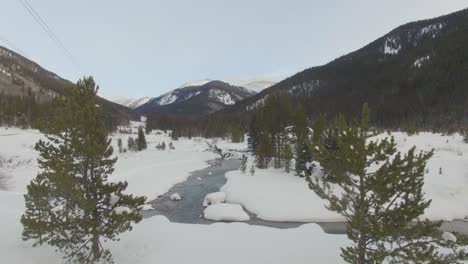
<box><xmin>142</xmin><ymin>158</ymin><xmax>468</xmax><ymax>235</ymax></box>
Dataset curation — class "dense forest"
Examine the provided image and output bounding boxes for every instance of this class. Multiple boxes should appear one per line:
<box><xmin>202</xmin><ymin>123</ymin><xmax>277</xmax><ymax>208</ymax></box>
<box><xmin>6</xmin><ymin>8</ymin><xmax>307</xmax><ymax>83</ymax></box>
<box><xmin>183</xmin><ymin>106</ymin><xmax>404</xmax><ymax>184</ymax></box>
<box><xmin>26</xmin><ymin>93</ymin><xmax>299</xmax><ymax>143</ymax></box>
<box><xmin>226</xmin><ymin>8</ymin><xmax>468</xmax><ymax>131</ymax></box>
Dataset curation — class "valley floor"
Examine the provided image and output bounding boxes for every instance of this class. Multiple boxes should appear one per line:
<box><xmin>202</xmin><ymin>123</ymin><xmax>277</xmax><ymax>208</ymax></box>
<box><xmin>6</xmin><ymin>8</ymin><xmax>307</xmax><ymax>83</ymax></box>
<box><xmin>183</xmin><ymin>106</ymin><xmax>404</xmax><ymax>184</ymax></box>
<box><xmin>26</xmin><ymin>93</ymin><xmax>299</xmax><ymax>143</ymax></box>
<box><xmin>1</xmin><ymin>127</ymin><xmax>468</xmax><ymax>263</ymax></box>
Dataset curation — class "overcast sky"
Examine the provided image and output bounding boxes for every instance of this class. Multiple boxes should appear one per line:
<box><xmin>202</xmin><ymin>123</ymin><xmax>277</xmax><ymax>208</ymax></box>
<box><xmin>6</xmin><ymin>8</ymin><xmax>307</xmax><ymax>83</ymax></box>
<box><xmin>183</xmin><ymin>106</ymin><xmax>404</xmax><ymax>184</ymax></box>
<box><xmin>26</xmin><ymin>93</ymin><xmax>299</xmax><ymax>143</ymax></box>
<box><xmin>1</xmin><ymin>0</ymin><xmax>467</xmax><ymax>98</ymax></box>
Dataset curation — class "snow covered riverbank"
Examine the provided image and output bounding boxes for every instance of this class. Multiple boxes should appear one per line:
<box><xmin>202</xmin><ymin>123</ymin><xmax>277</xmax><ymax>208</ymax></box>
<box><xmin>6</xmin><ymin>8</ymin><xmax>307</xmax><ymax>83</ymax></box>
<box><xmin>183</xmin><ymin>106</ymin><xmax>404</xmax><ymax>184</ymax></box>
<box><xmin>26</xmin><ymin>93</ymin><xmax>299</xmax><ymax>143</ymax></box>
<box><xmin>222</xmin><ymin>132</ymin><xmax>468</xmax><ymax>222</ymax></box>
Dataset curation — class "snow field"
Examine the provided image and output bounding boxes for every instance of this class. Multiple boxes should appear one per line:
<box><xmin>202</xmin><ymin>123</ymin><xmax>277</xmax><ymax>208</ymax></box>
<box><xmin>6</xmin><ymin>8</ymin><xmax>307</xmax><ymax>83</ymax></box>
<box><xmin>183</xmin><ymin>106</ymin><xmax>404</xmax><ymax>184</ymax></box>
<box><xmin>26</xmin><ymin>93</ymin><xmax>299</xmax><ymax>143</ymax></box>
<box><xmin>0</xmin><ymin>190</ymin><xmax>347</xmax><ymax>264</ymax></box>
<box><xmin>222</xmin><ymin>132</ymin><xmax>468</xmax><ymax>222</ymax></box>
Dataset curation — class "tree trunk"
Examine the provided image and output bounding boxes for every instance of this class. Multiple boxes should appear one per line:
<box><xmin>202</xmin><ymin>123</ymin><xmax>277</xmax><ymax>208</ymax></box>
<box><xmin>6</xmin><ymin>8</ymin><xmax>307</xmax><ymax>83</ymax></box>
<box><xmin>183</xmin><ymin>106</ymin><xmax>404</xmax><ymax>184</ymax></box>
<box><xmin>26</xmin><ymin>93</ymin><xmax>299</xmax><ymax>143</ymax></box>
<box><xmin>92</xmin><ymin>235</ymin><xmax>100</xmax><ymax>259</ymax></box>
<box><xmin>357</xmin><ymin>173</ymin><xmax>366</xmax><ymax>264</ymax></box>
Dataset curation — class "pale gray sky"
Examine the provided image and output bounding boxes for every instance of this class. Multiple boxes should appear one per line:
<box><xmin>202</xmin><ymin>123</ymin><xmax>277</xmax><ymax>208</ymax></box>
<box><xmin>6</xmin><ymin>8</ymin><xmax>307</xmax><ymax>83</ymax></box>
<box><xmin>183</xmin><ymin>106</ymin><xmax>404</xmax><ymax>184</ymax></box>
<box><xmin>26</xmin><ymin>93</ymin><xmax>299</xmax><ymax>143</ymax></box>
<box><xmin>1</xmin><ymin>0</ymin><xmax>467</xmax><ymax>98</ymax></box>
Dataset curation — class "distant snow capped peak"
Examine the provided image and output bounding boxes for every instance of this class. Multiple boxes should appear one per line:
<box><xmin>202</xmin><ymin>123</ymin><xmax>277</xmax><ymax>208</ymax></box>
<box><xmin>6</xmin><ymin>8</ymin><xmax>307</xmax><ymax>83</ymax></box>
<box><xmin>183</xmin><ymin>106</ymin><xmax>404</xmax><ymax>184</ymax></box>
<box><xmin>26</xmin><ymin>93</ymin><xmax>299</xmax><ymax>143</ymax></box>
<box><xmin>179</xmin><ymin>79</ymin><xmax>212</xmax><ymax>88</ymax></box>
<box><xmin>104</xmin><ymin>96</ymin><xmax>152</xmax><ymax>109</ymax></box>
<box><xmin>239</xmin><ymin>80</ymin><xmax>276</xmax><ymax>92</ymax></box>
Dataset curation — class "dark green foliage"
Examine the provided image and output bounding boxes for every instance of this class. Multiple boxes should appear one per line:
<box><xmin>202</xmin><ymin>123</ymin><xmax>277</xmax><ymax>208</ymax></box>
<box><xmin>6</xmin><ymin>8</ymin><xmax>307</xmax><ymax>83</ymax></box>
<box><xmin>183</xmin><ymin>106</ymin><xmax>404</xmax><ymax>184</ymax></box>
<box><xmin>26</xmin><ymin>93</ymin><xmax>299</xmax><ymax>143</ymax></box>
<box><xmin>307</xmin><ymin>104</ymin><xmax>467</xmax><ymax>264</ymax></box>
<box><xmin>231</xmin><ymin>123</ymin><xmax>244</xmax><ymax>143</ymax></box>
<box><xmin>137</xmin><ymin>127</ymin><xmax>147</xmax><ymax>151</ymax></box>
<box><xmin>171</xmin><ymin>128</ymin><xmax>179</xmax><ymax>140</ymax></box>
<box><xmin>247</xmin><ymin>92</ymin><xmax>294</xmax><ymax>169</ymax></box>
<box><xmin>294</xmin><ymin>104</ymin><xmax>308</xmax><ymax>140</ymax></box>
<box><xmin>283</xmin><ymin>142</ymin><xmax>293</xmax><ymax>173</ymax></box>
<box><xmin>127</xmin><ymin>137</ymin><xmax>137</xmax><ymax>152</ymax></box>
<box><xmin>295</xmin><ymin>140</ymin><xmax>312</xmax><ymax>177</ymax></box>
<box><xmin>21</xmin><ymin>77</ymin><xmax>146</xmax><ymax>264</ymax></box>
<box><xmin>146</xmin><ymin>113</ymin><xmax>245</xmax><ymax>140</ymax></box>
<box><xmin>117</xmin><ymin>138</ymin><xmax>123</xmax><ymax>153</ymax></box>
<box><xmin>223</xmin><ymin>9</ymin><xmax>468</xmax><ymax>133</ymax></box>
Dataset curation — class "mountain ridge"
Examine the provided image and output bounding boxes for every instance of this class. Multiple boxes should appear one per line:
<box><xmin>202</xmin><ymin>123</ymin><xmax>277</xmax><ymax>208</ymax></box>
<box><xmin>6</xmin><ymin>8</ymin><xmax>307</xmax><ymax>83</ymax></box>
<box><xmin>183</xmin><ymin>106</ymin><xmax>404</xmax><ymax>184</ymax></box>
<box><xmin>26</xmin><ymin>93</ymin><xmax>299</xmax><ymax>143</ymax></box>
<box><xmin>136</xmin><ymin>80</ymin><xmax>256</xmax><ymax>116</ymax></box>
<box><xmin>223</xmin><ymin>7</ymin><xmax>468</xmax><ymax>128</ymax></box>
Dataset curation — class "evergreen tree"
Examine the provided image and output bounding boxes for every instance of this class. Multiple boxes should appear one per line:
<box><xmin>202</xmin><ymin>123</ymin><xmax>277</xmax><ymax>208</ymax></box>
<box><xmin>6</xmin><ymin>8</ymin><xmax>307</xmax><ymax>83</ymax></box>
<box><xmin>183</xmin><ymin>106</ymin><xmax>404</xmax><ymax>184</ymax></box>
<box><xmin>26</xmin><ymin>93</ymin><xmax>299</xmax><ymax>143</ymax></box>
<box><xmin>256</xmin><ymin>132</ymin><xmax>273</xmax><ymax>168</ymax></box>
<box><xmin>171</xmin><ymin>128</ymin><xmax>179</xmax><ymax>140</ymax></box>
<box><xmin>247</xmin><ymin>112</ymin><xmax>261</xmax><ymax>153</ymax></box>
<box><xmin>307</xmin><ymin>103</ymin><xmax>466</xmax><ymax>264</ymax></box>
<box><xmin>240</xmin><ymin>155</ymin><xmax>247</xmax><ymax>174</ymax></box>
<box><xmin>127</xmin><ymin>137</ymin><xmax>137</xmax><ymax>151</ymax></box>
<box><xmin>117</xmin><ymin>138</ymin><xmax>123</xmax><ymax>153</ymax></box>
<box><xmin>231</xmin><ymin>123</ymin><xmax>243</xmax><ymax>143</ymax></box>
<box><xmin>21</xmin><ymin>77</ymin><xmax>146</xmax><ymax>264</ymax></box>
<box><xmin>283</xmin><ymin>142</ymin><xmax>293</xmax><ymax>173</ymax></box>
<box><xmin>137</xmin><ymin>127</ymin><xmax>147</xmax><ymax>151</ymax></box>
<box><xmin>250</xmin><ymin>163</ymin><xmax>255</xmax><ymax>176</ymax></box>
<box><xmin>293</xmin><ymin>104</ymin><xmax>308</xmax><ymax>141</ymax></box>
<box><xmin>311</xmin><ymin>115</ymin><xmax>326</xmax><ymax>148</ymax></box>
<box><xmin>295</xmin><ymin>140</ymin><xmax>312</xmax><ymax>177</ymax></box>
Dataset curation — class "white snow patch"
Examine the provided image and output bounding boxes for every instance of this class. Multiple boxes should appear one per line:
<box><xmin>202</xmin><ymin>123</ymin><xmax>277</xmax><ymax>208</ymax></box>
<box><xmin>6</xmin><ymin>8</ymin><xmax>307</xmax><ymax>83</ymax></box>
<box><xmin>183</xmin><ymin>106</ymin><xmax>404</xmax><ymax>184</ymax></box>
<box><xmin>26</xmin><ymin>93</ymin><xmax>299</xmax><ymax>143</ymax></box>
<box><xmin>109</xmin><ymin>194</ymin><xmax>120</xmax><ymax>206</ymax></box>
<box><xmin>203</xmin><ymin>192</ymin><xmax>226</xmax><ymax>207</ymax></box>
<box><xmin>170</xmin><ymin>193</ymin><xmax>181</xmax><ymax>201</ymax></box>
<box><xmin>204</xmin><ymin>203</ymin><xmax>250</xmax><ymax>221</ymax></box>
<box><xmin>413</xmin><ymin>55</ymin><xmax>430</xmax><ymax>68</ymax></box>
<box><xmin>442</xmin><ymin>232</ymin><xmax>457</xmax><ymax>243</ymax></box>
<box><xmin>208</xmin><ymin>89</ymin><xmax>235</xmax><ymax>105</ymax></box>
<box><xmin>419</xmin><ymin>23</ymin><xmax>444</xmax><ymax>39</ymax></box>
<box><xmin>141</xmin><ymin>204</ymin><xmax>154</xmax><ymax>210</ymax></box>
<box><xmin>158</xmin><ymin>93</ymin><xmax>178</xmax><ymax>105</ymax></box>
<box><xmin>113</xmin><ymin>206</ymin><xmax>132</xmax><ymax>214</ymax></box>
<box><xmin>383</xmin><ymin>36</ymin><xmax>401</xmax><ymax>55</ymax></box>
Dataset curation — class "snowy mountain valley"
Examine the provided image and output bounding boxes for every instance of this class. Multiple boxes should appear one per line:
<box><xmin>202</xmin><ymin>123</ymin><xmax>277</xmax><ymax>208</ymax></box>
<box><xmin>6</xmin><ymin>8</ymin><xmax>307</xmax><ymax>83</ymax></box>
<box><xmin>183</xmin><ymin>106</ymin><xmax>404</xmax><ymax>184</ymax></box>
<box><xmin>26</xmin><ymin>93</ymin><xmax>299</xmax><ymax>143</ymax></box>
<box><xmin>2</xmin><ymin>3</ymin><xmax>468</xmax><ymax>264</ymax></box>
<box><xmin>2</xmin><ymin>122</ymin><xmax>468</xmax><ymax>263</ymax></box>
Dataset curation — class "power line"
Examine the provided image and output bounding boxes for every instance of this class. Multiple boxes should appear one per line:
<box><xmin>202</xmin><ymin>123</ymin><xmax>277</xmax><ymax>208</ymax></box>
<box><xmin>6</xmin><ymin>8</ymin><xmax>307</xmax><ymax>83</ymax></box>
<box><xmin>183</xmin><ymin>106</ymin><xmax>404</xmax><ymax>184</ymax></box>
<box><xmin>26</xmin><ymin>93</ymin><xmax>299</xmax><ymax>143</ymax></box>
<box><xmin>17</xmin><ymin>0</ymin><xmax>82</xmax><ymax>73</ymax></box>
<box><xmin>0</xmin><ymin>34</ymin><xmax>28</xmax><ymax>57</ymax></box>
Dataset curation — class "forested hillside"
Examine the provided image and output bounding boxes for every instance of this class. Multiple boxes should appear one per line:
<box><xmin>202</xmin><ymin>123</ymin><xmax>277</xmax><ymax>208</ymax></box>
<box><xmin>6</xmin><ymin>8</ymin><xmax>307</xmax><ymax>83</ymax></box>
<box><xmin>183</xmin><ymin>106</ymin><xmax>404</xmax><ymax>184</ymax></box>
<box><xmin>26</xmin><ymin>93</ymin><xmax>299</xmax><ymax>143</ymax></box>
<box><xmin>227</xmin><ymin>8</ymin><xmax>468</xmax><ymax>130</ymax></box>
<box><xmin>0</xmin><ymin>46</ymin><xmax>134</xmax><ymax>129</ymax></box>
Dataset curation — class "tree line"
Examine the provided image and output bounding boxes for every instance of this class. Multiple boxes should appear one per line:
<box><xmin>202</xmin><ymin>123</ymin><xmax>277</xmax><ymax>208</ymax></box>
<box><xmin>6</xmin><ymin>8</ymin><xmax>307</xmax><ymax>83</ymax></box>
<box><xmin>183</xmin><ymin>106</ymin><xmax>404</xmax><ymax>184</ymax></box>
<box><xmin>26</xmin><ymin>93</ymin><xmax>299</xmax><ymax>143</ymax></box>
<box><xmin>246</xmin><ymin>95</ymin><xmax>468</xmax><ymax>263</ymax></box>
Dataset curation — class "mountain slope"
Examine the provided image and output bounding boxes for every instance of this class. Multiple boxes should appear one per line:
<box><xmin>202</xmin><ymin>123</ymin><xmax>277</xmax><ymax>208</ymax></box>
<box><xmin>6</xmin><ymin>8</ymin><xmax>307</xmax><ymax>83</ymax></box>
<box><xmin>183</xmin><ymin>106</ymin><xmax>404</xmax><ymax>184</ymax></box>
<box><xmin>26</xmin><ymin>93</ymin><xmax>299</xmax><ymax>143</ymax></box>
<box><xmin>136</xmin><ymin>80</ymin><xmax>256</xmax><ymax>115</ymax></box>
<box><xmin>238</xmin><ymin>80</ymin><xmax>276</xmax><ymax>92</ymax></box>
<box><xmin>105</xmin><ymin>96</ymin><xmax>152</xmax><ymax>109</ymax></box>
<box><xmin>228</xmin><ymin>8</ymin><xmax>468</xmax><ymax>128</ymax></box>
<box><xmin>0</xmin><ymin>46</ymin><xmax>134</xmax><ymax>129</ymax></box>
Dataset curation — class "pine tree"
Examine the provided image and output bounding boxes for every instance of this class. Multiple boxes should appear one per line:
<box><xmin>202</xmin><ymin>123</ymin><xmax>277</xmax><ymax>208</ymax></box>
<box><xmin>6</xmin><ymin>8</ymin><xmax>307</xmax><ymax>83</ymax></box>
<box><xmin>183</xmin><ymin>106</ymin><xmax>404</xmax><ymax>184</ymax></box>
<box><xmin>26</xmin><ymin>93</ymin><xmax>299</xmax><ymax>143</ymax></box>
<box><xmin>240</xmin><ymin>154</ymin><xmax>247</xmax><ymax>174</ymax></box>
<box><xmin>256</xmin><ymin>132</ymin><xmax>273</xmax><ymax>168</ymax></box>
<box><xmin>117</xmin><ymin>138</ymin><xmax>123</xmax><ymax>153</ymax></box>
<box><xmin>21</xmin><ymin>77</ymin><xmax>146</xmax><ymax>264</ymax></box>
<box><xmin>247</xmin><ymin>112</ymin><xmax>261</xmax><ymax>153</ymax></box>
<box><xmin>171</xmin><ymin>128</ymin><xmax>179</xmax><ymax>140</ymax></box>
<box><xmin>283</xmin><ymin>142</ymin><xmax>293</xmax><ymax>173</ymax></box>
<box><xmin>307</xmin><ymin>103</ymin><xmax>466</xmax><ymax>264</ymax></box>
<box><xmin>293</xmin><ymin>104</ymin><xmax>308</xmax><ymax>141</ymax></box>
<box><xmin>137</xmin><ymin>127</ymin><xmax>147</xmax><ymax>151</ymax></box>
<box><xmin>250</xmin><ymin>163</ymin><xmax>255</xmax><ymax>176</ymax></box>
<box><xmin>127</xmin><ymin>137</ymin><xmax>137</xmax><ymax>151</ymax></box>
<box><xmin>295</xmin><ymin>140</ymin><xmax>312</xmax><ymax>177</ymax></box>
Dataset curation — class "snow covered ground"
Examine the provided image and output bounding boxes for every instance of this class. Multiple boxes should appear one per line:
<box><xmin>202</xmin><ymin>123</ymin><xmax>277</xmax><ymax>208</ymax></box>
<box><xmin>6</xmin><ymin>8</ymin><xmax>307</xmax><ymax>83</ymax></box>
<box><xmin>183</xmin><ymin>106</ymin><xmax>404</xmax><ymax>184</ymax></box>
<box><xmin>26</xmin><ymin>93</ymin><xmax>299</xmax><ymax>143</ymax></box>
<box><xmin>0</xmin><ymin>191</ymin><xmax>347</xmax><ymax>264</ymax></box>
<box><xmin>3</xmin><ymin>127</ymin><xmax>468</xmax><ymax>263</ymax></box>
<box><xmin>222</xmin><ymin>132</ymin><xmax>468</xmax><ymax>222</ymax></box>
<box><xmin>0</xmin><ymin>127</ymin><xmax>218</xmax><ymax>200</ymax></box>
